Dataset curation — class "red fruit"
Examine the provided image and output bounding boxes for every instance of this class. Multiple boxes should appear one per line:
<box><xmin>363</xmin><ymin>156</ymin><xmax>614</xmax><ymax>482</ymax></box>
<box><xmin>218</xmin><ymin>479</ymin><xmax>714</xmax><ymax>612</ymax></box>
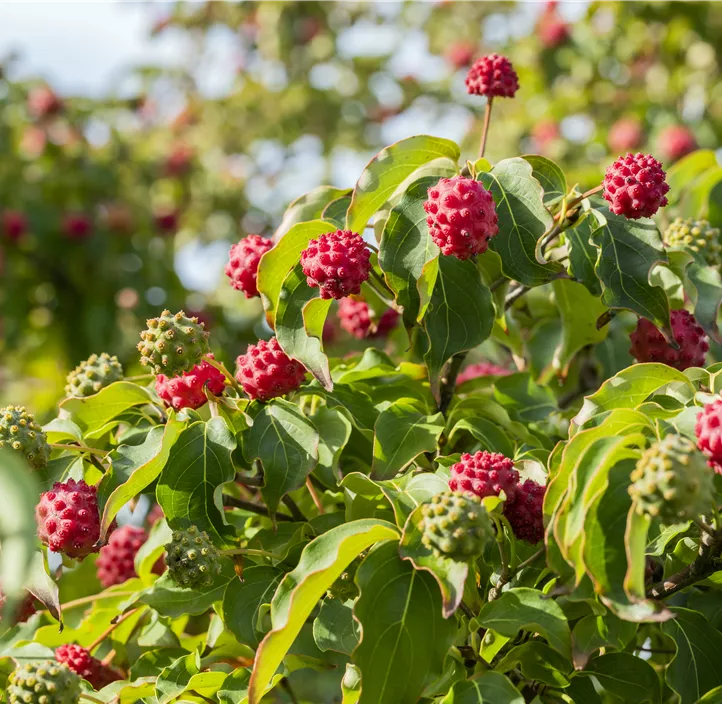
<box><xmin>504</xmin><ymin>479</ymin><xmax>545</xmax><ymax>543</ymax></box>
<box><xmin>531</xmin><ymin>120</ymin><xmax>560</xmax><ymax>152</ymax></box>
<box><xmin>235</xmin><ymin>337</ymin><xmax>306</xmax><ymax>402</ymax></box>
<box><xmin>155</xmin><ymin>355</ymin><xmax>226</xmax><ymax>411</ymax></box>
<box><xmin>95</xmin><ymin>525</ymin><xmax>147</xmax><ymax>587</ymax></box>
<box><xmin>424</xmin><ymin>176</ymin><xmax>499</xmax><ymax>260</ymax></box>
<box><xmin>602</xmin><ymin>152</ymin><xmax>669</xmax><ymax>219</ymax></box>
<box><xmin>337</xmin><ymin>299</ymin><xmax>398</xmax><ymax>340</ymax></box>
<box><xmin>165</xmin><ymin>144</ymin><xmax>194</xmax><ymax>177</ymax></box>
<box><xmin>538</xmin><ymin>16</ymin><xmax>570</xmax><ymax>48</ymax></box>
<box><xmin>35</xmin><ymin>479</ymin><xmax>111</xmax><ymax>559</ymax></box>
<box><xmin>2</xmin><ymin>211</ymin><xmax>27</xmax><ymax>242</ymax></box>
<box><xmin>465</xmin><ymin>54</ymin><xmax>519</xmax><ymax>99</ymax></box>
<box><xmin>659</xmin><ymin>124</ymin><xmax>697</xmax><ymax>163</ymax></box>
<box><xmin>55</xmin><ymin>644</ymin><xmax>121</xmax><ymax>689</ymax></box>
<box><xmin>300</xmin><ymin>230</ymin><xmax>371</xmax><ymax>300</ymax></box>
<box><xmin>445</xmin><ymin>42</ymin><xmax>476</xmax><ymax>69</ymax></box>
<box><xmin>458</xmin><ymin>362</ymin><xmax>511</xmax><ymax>384</ymax></box>
<box><xmin>448</xmin><ymin>451</ymin><xmax>519</xmax><ymax>502</ymax></box>
<box><xmin>28</xmin><ymin>86</ymin><xmax>63</xmax><ymax>119</ymax></box>
<box><xmin>695</xmin><ymin>398</ymin><xmax>722</xmax><ymax>474</ymax></box>
<box><xmin>608</xmin><ymin>118</ymin><xmax>643</xmax><ymax>154</ymax></box>
<box><xmin>225</xmin><ymin>235</ymin><xmax>273</xmax><ymax>298</ymax></box>
<box><xmin>629</xmin><ymin>309</ymin><xmax>708</xmax><ymax>371</ymax></box>
<box><xmin>62</xmin><ymin>213</ymin><xmax>93</xmax><ymax>240</ymax></box>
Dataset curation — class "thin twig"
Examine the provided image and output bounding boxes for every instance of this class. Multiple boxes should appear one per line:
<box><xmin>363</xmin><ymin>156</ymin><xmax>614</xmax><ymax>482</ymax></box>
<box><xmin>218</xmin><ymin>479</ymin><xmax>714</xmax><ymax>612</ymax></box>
<box><xmin>514</xmin><ymin>547</ymin><xmax>544</xmax><ymax>573</ymax></box>
<box><xmin>282</xmin><ymin>678</ymin><xmax>300</xmax><ymax>704</ymax></box>
<box><xmin>553</xmin><ymin>184</ymin><xmax>603</xmax><ymax>222</ymax></box>
<box><xmin>306</xmin><ymin>477</ymin><xmax>325</xmax><ymax>514</ymax></box>
<box><xmin>694</xmin><ymin>518</ymin><xmax>717</xmax><ymax>539</ymax></box>
<box><xmin>479</xmin><ymin>98</ymin><xmax>493</xmax><ymax>159</ymax></box>
<box><xmin>61</xmin><ymin>591</ymin><xmax>138</xmax><ymax>611</ymax></box>
<box><xmin>236</xmin><ymin>473</ymin><xmax>264</xmax><ymax>487</ymax></box>
<box><xmin>438</xmin><ymin>352</ymin><xmax>468</xmax><ymax>416</ymax></box>
<box><xmin>88</xmin><ymin>608</ymin><xmax>141</xmax><ymax>653</ymax></box>
<box><xmin>220</xmin><ymin>548</ymin><xmax>284</xmax><ymax>560</ymax></box>
<box><xmin>101</xmin><ymin>649</ymin><xmax>116</xmax><ymax>666</ymax></box>
<box><xmin>223</xmin><ymin>495</ymin><xmax>294</xmax><ymax>522</ymax></box>
<box><xmin>49</xmin><ymin>443</ymin><xmax>108</xmax><ymax>457</ymax></box>
<box><xmin>282</xmin><ymin>495</ymin><xmax>308</xmax><ymax>522</ymax></box>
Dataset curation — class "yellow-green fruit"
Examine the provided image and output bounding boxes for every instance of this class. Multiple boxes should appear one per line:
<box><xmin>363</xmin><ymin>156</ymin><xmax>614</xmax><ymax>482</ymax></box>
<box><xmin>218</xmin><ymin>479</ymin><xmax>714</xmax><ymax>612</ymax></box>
<box><xmin>629</xmin><ymin>434</ymin><xmax>714</xmax><ymax>523</ymax></box>
<box><xmin>65</xmin><ymin>353</ymin><xmax>123</xmax><ymax>397</ymax></box>
<box><xmin>137</xmin><ymin>310</ymin><xmax>210</xmax><ymax>377</ymax></box>
<box><xmin>7</xmin><ymin>660</ymin><xmax>81</xmax><ymax>704</ymax></box>
<box><xmin>165</xmin><ymin>525</ymin><xmax>222</xmax><ymax>588</ymax></box>
<box><xmin>0</xmin><ymin>406</ymin><xmax>50</xmax><ymax>469</ymax></box>
<box><xmin>663</xmin><ymin>217</ymin><xmax>722</xmax><ymax>266</ymax></box>
<box><xmin>420</xmin><ymin>491</ymin><xmax>493</xmax><ymax>561</ymax></box>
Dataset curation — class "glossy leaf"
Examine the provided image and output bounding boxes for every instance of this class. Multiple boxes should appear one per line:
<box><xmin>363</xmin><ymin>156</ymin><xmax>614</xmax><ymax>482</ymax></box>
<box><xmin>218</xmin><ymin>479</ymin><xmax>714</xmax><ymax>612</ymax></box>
<box><xmin>248</xmin><ymin>519</ymin><xmax>399</xmax><ymax>703</ymax></box>
<box><xmin>346</xmin><ymin>135</ymin><xmax>460</xmax><ymax>233</ymax></box>
<box><xmin>244</xmin><ymin>399</ymin><xmax>320</xmax><ymax>515</ymax></box>
<box><xmin>274</xmin><ymin>186</ymin><xmax>350</xmax><ymax>241</ymax></box>
<box><xmin>313</xmin><ymin>406</ymin><xmax>353</xmax><ymax>488</ymax></box>
<box><xmin>439</xmin><ymin>673</ymin><xmax>524</xmax><ymax>703</ymax></box>
<box><xmin>523</xmin><ymin>154</ymin><xmax>567</xmax><ymax>206</ymax></box>
<box><xmin>156</xmin><ymin>652</ymin><xmax>200</xmax><ymax>704</ymax></box>
<box><xmin>312</xmin><ymin>598</ymin><xmax>359</xmax><ymax>655</ymax></box>
<box><xmin>495</xmin><ymin>641</ymin><xmax>572</xmax><ymax>687</ymax></box>
<box><xmin>353</xmin><ymin>540</ymin><xmax>457</xmax><ymax>704</ymax></box>
<box><xmin>566</xmin><ymin>213</ymin><xmax>602</xmax><ymax>296</ymax></box>
<box><xmin>582</xmin><ymin>652</ymin><xmax>660</xmax><ymax>704</ymax></box>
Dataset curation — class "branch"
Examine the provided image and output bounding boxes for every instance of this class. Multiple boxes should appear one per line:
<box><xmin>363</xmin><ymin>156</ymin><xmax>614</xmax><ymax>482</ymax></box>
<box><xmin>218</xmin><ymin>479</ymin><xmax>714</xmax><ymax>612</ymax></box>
<box><xmin>438</xmin><ymin>352</ymin><xmax>468</xmax><ymax>416</ymax></box>
<box><xmin>282</xmin><ymin>495</ymin><xmax>308</xmax><ymax>522</ymax></box>
<box><xmin>222</xmin><ymin>495</ymin><xmax>294</xmax><ymax>522</ymax></box>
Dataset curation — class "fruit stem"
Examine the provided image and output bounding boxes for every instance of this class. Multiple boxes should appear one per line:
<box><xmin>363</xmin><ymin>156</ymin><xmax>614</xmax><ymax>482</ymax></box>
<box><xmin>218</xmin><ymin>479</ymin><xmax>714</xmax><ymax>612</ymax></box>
<box><xmin>553</xmin><ymin>184</ymin><xmax>603</xmax><ymax>221</ymax></box>
<box><xmin>479</xmin><ymin>98</ymin><xmax>493</xmax><ymax>159</ymax></box>
<box><xmin>60</xmin><ymin>591</ymin><xmax>138</xmax><ymax>610</ymax></box>
<box><xmin>100</xmin><ymin>648</ymin><xmax>116</xmax><ymax>666</ymax></box>
<box><xmin>369</xmin><ymin>268</ymin><xmax>395</xmax><ymax>298</ymax></box>
<box><xmin>306</xmin><ymin>476</ymin><xmax>325</xmax><ymax>514</ymax></box>
<box><xmin>88</xmin><ymin>608</ymin><xmax>142</xmax><ymax>653</ymax></box>
<box><xmin>365</xmin><ymin>242</ymin><xmax>379</xmax><ymax>254</ymax></box>
<box><xmin>202</xmin><ymin>355</ymin><xmax>243</xmax><ymax>396</ymax></box>
<box><xmin>49</xmin><ymin>443</ymin><xmax>108</xmax><ymax>457</ymax></box>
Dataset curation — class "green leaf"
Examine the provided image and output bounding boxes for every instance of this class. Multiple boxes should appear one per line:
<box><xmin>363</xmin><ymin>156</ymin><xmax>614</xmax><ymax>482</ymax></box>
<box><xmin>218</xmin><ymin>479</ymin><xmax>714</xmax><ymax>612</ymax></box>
<box><xmin>398</xmin><ymin>503</ymin><xmax>468</xmax><ymax>617</ymax></box>
<box><xmin>371</xmin><ymin>400</ymin><xmax>444</xmax><ymax>480</ymax></box>
<box><xmin>223</xmin><ymin>565</ymin><xmax>283</xmax><ymax>649</ymax></box>
<box><xmin>687</xmin><ymin>261</ymin><xmax>722</xmax><ymax>342</ymax></box>
<box><xmin>99</xmin><ymin>418</ymin><xmax>186</xmax><ymax>538</ymax></box>
<box><xmin>667</xmin><ymin>150</ymin><xmax>719</xmax><ymax>203</ymax></box>
<box><xmin>495</xmin><ymin>641</ymin><xmax>572</xmax><ymax>687</ymax></box>
<box><xmin>59</xmin><ymin>382</ymin><xmax>154</xmax><ymax>436</ymax></box>
<box><xmin>552</xmin><ymin>278</ymin><xmax>608</xmax><ymax>374</ymax></box>
<box><xmin>423</xmin><ymin>255</ymin><xmax>494</xmax><ymax>390</ymax></box>
<box><xmin>572</xmin><ymin>611</ymin><xmax>636</xmax><ymax>669</ymax></box>
<box><xmin>582</xmin><ymin>652</ymin><xmax>660</xmax><ymax>704</ymax></box>
<box><xmin>481</xmin><ymin>157</ymin><xmax>562</xmax><ymax>286</ymax></box>
<box><xmin>0</xmin><ymin>450</ymin><xmax>40</xmax><ymax>602</ymax></box>
<box><xmin>247</xmin><ymin>519</ymin><xmax>399</xmax><ymax>703</ymax></box>
<box><xmin>156</xmin><ymin>652</ymin><xmax>200</xmax><ymax>704</ymax></box>
<box><xmin>439</xmin><ymin>673</ymin><xmax>524</xmax><ymax>703</ymax></box>
<box><xmin>492</xmin><ymin>373</ymin><xmax>557</xmax><ymax>423</ymax></box>
<box><xmin>274</xmin><ymin>186</ymin><xmax>350</xmax><ymax>241</ymax></box>
<box><xmin>312</xmin><ymin>598</ymin><xmax>359</xmax><ymax>655</ymax></box>
<box><xmin>156</xmin><ymin>417</ymin><xmax>236</xmax><ymax>544</ymax></box>
<box><xmin>243</xmin><ymin>399</ymin><xmax>319</xmax><ymax>515</ymax></box>
<box><xmin>523</xmin><ymin>155</ymin><xmax>567</xmax><ymax>206</ymax></box>
<box><xmin>352</xmin><ymin>540</ymin><xmax>457</xmax><ymax>704</ymax></box>
<box><xmin>476</xmin><ymin>587</ymin><xmax>571</xmax><ymax>658</ymax></box>
<box><xmin>661</xmin><ymin>607</ymin><xmax>722</xmax><ymax>704</ymax></box>
<box><xmin>574</xmin><ymin>363</ymin><xmax>695</xmax><ymax>430</ymax></box>
<box><xmin>346</xmin><ymin>135</ymin><xmax>460</xmax><ymax>233</ymax></box>
<box><xmin>448</xmin><ymin>417</ymin><xmax>515</xmax><ymax>457</ymax></box>
<box><xmin>313</xmin><ymin>406</ymin><xmax>353</xmax><ymax>488</ymax></box>
<box><xmin>275</xmin><ymin>261</ymin><xmax>332</xmax><ymax>389</ymax></box>
<box><xmin>566</xmin><ymin>214</ymin><xmax>602</xmax><ymax>296</ymax></box>
<box><xmin>322</xmin><ymin>195</ymin><xmax>353</xmax><ymax>229</ymax></box>
<box><xmin>218</xmin><ymin>670</ymin><xmax>251</xmax><ymax>704</ymax></box>
<box><xmin>257</xmin><ymin>219</ymin><xmax>334</xmax><ymax>327</ymax></box>
<box><xmin>589</xmin><ymin>207</ymin><xmax>670</xmax><ymax>333</ymax></box>
<box><xmin>379</xmin><ymin>176</ymin><xmax>440</xmax><ymax>329</ymax></box>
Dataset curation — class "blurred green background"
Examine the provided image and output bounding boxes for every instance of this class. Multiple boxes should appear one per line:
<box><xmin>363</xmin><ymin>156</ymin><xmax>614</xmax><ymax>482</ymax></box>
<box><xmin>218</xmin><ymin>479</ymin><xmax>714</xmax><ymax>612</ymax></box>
<box><xmin>1</xmin><ymin>0</ymin><xmax>721</xmax><ymax>416</ymax></box>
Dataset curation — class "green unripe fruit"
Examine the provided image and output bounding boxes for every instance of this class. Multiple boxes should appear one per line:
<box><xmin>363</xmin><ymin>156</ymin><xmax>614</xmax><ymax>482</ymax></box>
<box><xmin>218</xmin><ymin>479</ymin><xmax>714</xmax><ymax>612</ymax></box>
<box><xmin>65</xmin><ymin>353</ymin><xmax>124</xmax><ymax>398</ymax></box>
<box><xmin>0</xmin><ymin>405</ymin><xmax>50</xmax><ymax>469</ymax></box>
<box><xmin>7</xmin><ymin>660</ymin><xmax>81</xmax><ymax>704</ymax></box>
<box><xmin>629</xmin><ymin>434</ymin><xmax>714</xmax><ymax>524</ymax></box>
<box><xmin>420</xmin><ymin>491</ymin><xmax>493</xmax><ymax>561</ymax></box>
<box><xmin>165</xmin><ymin>525</ymin><xmax>222</xmax><ymax>588</ymax></box>
<box><xmin>137</xmin><ymin>310</ymin><xmax>210</xmax><ymax>377</ymax></box>
<box><xmin>327</xmin><ymin>557</ymin><xmax>362</xmax><ymax>601</ymax></box>
<box><xmin>663</xmin><ymin>217</ymin><xmax>722</xmax><ymax>267</ymax></box>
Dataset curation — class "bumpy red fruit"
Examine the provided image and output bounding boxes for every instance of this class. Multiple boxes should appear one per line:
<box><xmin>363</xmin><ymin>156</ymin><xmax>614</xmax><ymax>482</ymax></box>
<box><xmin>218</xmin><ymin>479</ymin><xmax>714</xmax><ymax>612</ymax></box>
<box><xmin>225</xmin><ymin>235</ymin><xmax>273</xmax><ymax>298</ymax></box>
<box><xmin>448</xmin><ymin>451</ymin><xmax>519</xmax><ymax>502</ymax></box>
<box><xmin>695</xmin><ymin>398</ymin><xmax>722</xmax><ymax>474</ymax></box>
<box><xmin>35</xmin><ymin>479</ymin><xmax>111</xmax><ymax>559</ymax></box>
<box><xmin>538</xmin><ymin>15</ymin><xmax>569</xmax><ymax>48</ymax></box>
<box><xmin>465</xmin><ymin>54</ymin><xmax>519</xmax><ymax>98</ymax></box>
<box><xmin>154</xmin><ymin>209</ymin><xmax>179</xmax><ymax>234</ymax></box>
<box><xmin>62</xmin><ymin>213</ymin><xmax>92</xmax><ymax>240</ymax></box>
<box><xmin>337</xmin><ymin>298</ymin><xmax>398</xmax><ymax>339</ymax></box>
<box><xmin>96</xmin><ymin>525</ymin><xmax>147</xmax><ymax>587</ymax></box>
<box><xmin>457</xmin><ymin>361</ymin><xmax>511</xmax><ymax>384</ymax></box>
<box><xmin>300</xmin><ymin>230</ymin><xmax>371</xmax><ymax>299</ymax></box>
<box><xmin>424</xmin><ymin>176</ymin><xmax>499</xmax><ymax>259</ymax></box>
<box><xmin>602</xmin><ymin>152</ymin><xmax>669</xmax><ymax>219</ymax></box>
<box><xmin>629</xmin><ymin>309</ymin><xmax>708</xmax><ymax>371</ymax></box>
<box><xmin>608</xmin><ymin>118</ymin><xmax>643</xmax><ymax>154</ymax></box>
<box><xmin>28</xmin><ymin>86</ymin><xmax>63</xmax><ymax>118</ymax></box>
<box><xmin>445</xmin><ymin>42</ymin><xmax>476</xmax><ymax>69</ymax></box>
<box><xmin>2</xmin><ymin>211</ymin><xmax>27</xmax><ymax>242</ymax></box>
<box><xmin>235</xmin><ymin>337</ymin><xmax>306</xmax><ymax>402</ymax></box>
<box><xmin>55</xmin><ymin>645</ymin><xmax>120</xmax><ymax>690</ymax></box>
<box><xmin>659</xmin><ymin>124</ymin><xmax>697</xmax><ymax>162</ymax></box>
<box><xmin>155</xmin><ymin>354</ymin><xmax>226</xmax><ymax>411</ymax></box>
<box><xmin>504</xmin><ymin>479</ymin><xmax>545</xmax><ymax>544</ymax></box>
